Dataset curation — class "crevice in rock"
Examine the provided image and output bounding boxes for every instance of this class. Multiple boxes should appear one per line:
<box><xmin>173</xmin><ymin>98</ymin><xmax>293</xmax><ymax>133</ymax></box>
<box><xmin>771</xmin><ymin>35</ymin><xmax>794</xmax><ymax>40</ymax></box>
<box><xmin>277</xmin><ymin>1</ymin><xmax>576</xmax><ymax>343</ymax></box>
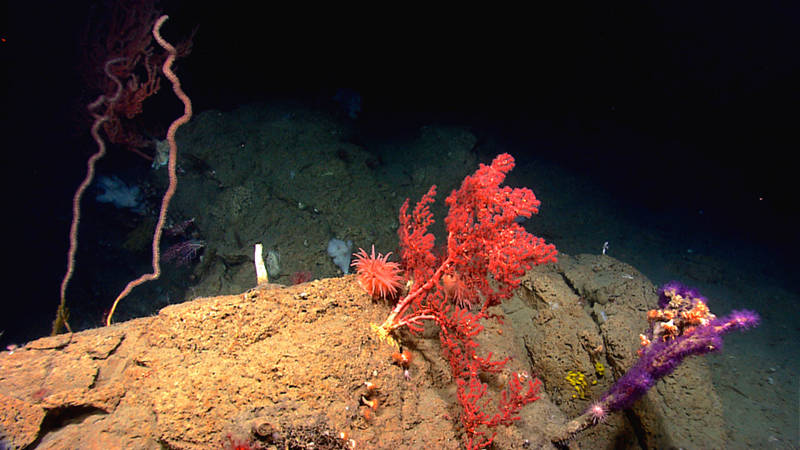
<box><xmin>622</xmin><ymin>408</ymin><xmax>648</xmax><ymax>450</ymax></box>
<box><xmin>31</xmin><ymin>405</ymin><xmax>108</xmax><ymax>447</ymax></box>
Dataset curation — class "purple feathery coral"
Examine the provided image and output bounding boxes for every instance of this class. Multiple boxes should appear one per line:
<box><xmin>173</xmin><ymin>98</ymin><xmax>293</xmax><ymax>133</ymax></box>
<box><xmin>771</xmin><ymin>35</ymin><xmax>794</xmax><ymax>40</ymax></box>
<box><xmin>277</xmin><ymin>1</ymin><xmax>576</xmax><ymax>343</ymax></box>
<box><xmin>551</xmin><ymin>282</ymin><xmax>759</xmax><ymax>443</ymax></box>
<box><xmin>604</xmin><ymin>282</ymin><xmax>759</xmax><ymax>411</ymax></box>
<box><xmin>602</xmin><ymin>308</ymin><xmax>758</xmax><ymax>411</ymax></box>
<box><xmin>724</xmin><ymin>309</ymin><xmax>761</xmax><ymax>330</ymax></box>
<box><xmin>657</xmin><ymin>280</ymin><xmax>705</xmax><ymax>309</ymax></box>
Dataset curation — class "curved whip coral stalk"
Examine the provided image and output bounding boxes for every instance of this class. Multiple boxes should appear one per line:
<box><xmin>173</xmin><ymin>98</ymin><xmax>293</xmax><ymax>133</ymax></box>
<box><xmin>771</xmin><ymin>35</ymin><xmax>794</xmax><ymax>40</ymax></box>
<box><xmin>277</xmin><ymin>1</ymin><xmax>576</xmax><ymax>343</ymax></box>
<box><xmin>106</xmin><ymin>15</ymin><xmax>193</xmax><ymax>326</ymax></box>
<box><xmin>54</xmin><ymin>57</ymin><xmax>126</xmax><ymax>335</ymax></box>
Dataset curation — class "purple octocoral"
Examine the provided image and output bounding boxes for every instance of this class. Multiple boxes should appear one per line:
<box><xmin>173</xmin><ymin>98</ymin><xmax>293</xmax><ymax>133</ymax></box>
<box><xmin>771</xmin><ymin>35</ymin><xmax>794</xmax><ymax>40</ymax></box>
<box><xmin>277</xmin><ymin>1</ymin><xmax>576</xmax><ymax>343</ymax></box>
<box><xmin>550</xmin><ymin>284</ymin><xmax>759</xmax><ymax>444</ymax></box>
<box><xmin>657</xmin><ymin>280</ymin><xmax>705</xmax><ymax>309</ymax></box>
<box><xmin>602</xmin><ymin>283</ymin><xmax>759</xmax><ymax>412</ymax></box>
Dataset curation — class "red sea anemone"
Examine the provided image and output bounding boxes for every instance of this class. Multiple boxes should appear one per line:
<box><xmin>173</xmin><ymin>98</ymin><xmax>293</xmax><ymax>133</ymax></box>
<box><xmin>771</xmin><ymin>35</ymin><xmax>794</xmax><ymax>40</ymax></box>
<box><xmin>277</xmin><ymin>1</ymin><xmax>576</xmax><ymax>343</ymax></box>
<box><xmin>352</xmin><ymin>245</ymin><xmax>403</xmax><ymax>299</ymax></box>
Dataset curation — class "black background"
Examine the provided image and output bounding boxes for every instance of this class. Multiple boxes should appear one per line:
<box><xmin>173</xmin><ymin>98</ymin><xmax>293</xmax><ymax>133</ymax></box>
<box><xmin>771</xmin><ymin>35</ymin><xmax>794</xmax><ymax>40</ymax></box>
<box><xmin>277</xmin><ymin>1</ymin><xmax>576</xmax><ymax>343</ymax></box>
<box><xmin>2</xmin><ymin>1</ymin><xmax>797</xmax><ymax>345</ymax></box>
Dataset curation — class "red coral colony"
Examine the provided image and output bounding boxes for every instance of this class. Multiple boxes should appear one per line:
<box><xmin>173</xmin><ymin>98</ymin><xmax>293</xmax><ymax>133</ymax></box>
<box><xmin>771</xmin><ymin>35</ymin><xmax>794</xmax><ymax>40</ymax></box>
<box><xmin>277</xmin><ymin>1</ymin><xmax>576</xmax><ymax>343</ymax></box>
<box><xmin>357</xmin><ymin>153</ymin><xmax>558</xmax><ymax>449</ymax></box>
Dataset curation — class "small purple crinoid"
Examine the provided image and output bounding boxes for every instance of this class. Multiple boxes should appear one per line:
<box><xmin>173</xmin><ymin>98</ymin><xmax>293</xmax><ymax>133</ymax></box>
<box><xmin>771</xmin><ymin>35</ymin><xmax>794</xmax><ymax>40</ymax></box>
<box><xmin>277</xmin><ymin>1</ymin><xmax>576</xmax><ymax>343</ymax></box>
<box><xmin>163</xmin><ymin>239</ymin><xmax>206</xmax><ymax>266</ymax></box>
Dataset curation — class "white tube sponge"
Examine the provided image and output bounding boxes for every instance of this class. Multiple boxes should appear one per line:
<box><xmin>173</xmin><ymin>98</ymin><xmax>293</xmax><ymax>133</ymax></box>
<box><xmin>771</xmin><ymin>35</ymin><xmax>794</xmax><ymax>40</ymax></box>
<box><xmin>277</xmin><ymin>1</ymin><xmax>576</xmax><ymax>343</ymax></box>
<box><xmin>255</xmin><ymin>243</ymin><xmax>268</xmax><ymax>284</ymax></box>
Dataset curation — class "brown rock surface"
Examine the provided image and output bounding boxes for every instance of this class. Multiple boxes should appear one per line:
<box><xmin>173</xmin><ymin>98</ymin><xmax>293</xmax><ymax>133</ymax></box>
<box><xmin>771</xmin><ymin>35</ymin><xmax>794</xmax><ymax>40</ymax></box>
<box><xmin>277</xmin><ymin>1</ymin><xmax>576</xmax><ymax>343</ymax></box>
<box><xmin>517</xmin><ymin>254</ymin><xmax>725</xmax><ymax>448</ymax></box>
<box><xmin>0</xmin><ymin>255</ymin><xmax>726</xmax><ymax>449</ymax></box>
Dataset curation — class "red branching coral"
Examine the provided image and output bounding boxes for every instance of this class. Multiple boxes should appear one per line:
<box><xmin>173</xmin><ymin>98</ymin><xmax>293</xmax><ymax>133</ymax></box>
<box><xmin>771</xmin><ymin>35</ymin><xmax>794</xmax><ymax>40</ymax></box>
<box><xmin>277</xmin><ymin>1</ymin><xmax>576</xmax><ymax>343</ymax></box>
<box><xmin>376</xmin><ymin>153</ymin><xmax>557</xmax><ymax>337</ymax></box>
<box><xmin>372</xmin><ymin>153</ymin><xmax>557</xmax><ymax>449</ymax></box>
<box><xmin>397</xmin><ymin>185</ymin><xmax>438</xmax><ymax>285</ymax></box>
<box><xmin>458</xmin><ymin>372</ymin><xmax>542</xmax><ymax>449</ymax></box>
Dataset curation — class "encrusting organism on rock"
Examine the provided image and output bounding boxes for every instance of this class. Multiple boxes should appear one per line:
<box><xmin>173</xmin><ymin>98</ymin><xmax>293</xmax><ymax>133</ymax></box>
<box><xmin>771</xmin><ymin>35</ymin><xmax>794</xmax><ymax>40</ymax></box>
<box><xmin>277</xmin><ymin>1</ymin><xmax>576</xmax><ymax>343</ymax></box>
<box><xmin>391</xmin><ymin>349</ymin><xmax>413</xmax><ymax>381</ymax></box>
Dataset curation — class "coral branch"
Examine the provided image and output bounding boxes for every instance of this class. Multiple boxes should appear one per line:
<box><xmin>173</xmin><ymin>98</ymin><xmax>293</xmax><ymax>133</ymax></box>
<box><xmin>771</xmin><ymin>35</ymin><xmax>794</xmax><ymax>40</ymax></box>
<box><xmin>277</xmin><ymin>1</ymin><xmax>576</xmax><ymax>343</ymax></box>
<box><xmin>54</xmin><ymin>58</ymin><xmax>128</xmax><ymax>335</ymax></box>
<box><xmin>550</xmin><ymin>282</ymin><xmax>760</xmax><ymax>444</ymax></box>
<box><xmin>458</xmin><ymin>372</ymin><xmax>542</xmax><ymax>449</ymax></box>
<box><xmin>106</xmin><ymin>15</ymin><xmax>193</xmax><ymax>326</ymax></box>
<box><xmin>369</xmin><ymin>154</ymin><xmax>556</xmax><ymax>449</ymax></box>
<box><xmin>377</xmin><ymin>153</ymin><xmax>557</xmax><ymax>338</ymax></box>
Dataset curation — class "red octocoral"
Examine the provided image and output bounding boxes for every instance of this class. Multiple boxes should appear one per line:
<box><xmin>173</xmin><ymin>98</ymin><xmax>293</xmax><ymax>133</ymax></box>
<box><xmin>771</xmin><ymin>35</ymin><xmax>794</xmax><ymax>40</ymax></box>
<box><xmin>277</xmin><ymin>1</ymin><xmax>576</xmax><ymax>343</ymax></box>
<box><xmin>441</xmin><ymin>271</ymin><xmax>477</xmax><ymax>309</ymax></box>
<box><xmin>377</xmin><ymin>153</ymin><xmax>557</xmax><ymax>336</ymax></box>
<box><xmin>457</xmin><ymin>372</ymin><xmax>542</xmax><ymax>449</ymax></box>
<box><xmin>372</xmin><ymin>153</ymin><xmax>557</xmax><ymax>449</ymax></box>
<box><xmin>352</xmin><ymin>245</ymin><xmax>404</xmax><ymax>299</ymax></box>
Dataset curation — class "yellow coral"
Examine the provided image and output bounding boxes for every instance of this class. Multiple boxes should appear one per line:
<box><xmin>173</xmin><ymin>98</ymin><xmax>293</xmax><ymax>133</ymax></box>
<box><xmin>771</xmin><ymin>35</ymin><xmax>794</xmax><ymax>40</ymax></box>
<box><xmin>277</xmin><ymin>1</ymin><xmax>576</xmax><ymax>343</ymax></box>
<box><xmin>370</xmin><ymin>323</ymin><xmax>399</xmax><ymax>348</ymax></box>
<box><xmin>594</xmin><ymin>361</ymin><xmax>605</xmax><ymax>377</ymax></box>
<box><xmin>566</xmin><ymin>370</ymin><xmax>589</xmax><ymax>399</ymax></box>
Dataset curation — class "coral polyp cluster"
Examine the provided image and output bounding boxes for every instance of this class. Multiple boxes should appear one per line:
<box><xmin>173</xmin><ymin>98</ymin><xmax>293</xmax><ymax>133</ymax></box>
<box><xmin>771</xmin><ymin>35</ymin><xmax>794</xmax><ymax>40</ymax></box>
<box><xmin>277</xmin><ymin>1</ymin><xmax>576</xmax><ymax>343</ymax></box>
<box><xmin>641</xmin><ymin>281</ymin><xmax>718</xmax><ymax>347</ymax></box>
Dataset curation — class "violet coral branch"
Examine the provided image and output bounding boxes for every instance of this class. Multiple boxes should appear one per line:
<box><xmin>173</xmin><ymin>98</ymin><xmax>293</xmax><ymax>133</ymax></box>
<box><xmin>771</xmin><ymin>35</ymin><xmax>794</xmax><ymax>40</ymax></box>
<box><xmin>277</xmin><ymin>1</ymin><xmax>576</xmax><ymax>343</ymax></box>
<box><xmin>551</xmin><ymin>281</ymin><xmax>760</xmax><ymax>444</ymax></box>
